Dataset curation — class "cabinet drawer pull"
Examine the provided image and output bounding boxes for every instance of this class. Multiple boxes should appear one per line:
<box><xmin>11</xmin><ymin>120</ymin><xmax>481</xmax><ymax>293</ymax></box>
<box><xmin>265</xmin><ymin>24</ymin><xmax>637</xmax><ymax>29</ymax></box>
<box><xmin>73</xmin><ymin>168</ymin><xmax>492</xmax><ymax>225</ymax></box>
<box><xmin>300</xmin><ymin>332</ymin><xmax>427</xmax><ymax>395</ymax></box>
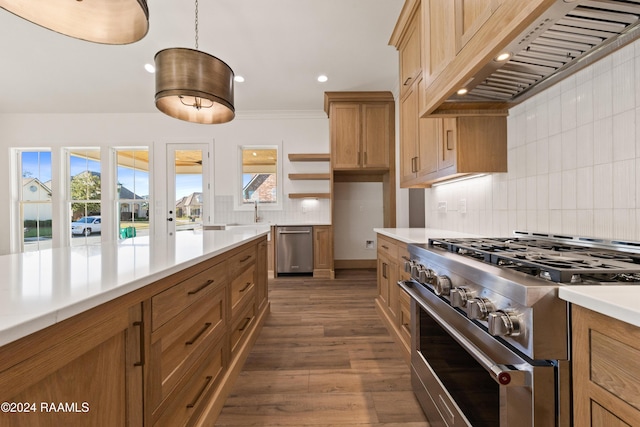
<box><xmin>403</xmin><ymin>77</ymin><xmax>412</xmax><ymax>86</ymax></box>
<box><xmin>133</xmin><ymin>321</ymin><xmax>144</xmax><ymax>367</ymax></box>
<box><xmin>188</xmin><ymin>279</ymin><xmax>214</xmax><ymax>295</ymax></box>
<box><xmin>185</xmin><ymin>322</ymin><xmax>212</xmax><ymax>346</ymax></box>
<box><xmin>401</xmin><ymin>256</ymin><xmax>410</xmax><ymax>261</ymax></box>
<box><xmin>381</xmin><ymin>245</ymin><xmax>389</xmax><ymax>250</ymax></box>
<box><xmin>239</xmin><ymin>282</ymin><xmax>252</xmax><ymax>292</ymax></box>
<box><xmin>186</xmin><ymin>375</ymin><xmax>213</xmax><ymax>409</ymax></box>
<box><xmin>239</xmin><ymin>317</ymin><xmax>252</xmax><ymax>332</ymax></box>
<box><xmin>382</xmin><ymin>262</ymin><xmax>388</xmax><ymax>279</ymax></box>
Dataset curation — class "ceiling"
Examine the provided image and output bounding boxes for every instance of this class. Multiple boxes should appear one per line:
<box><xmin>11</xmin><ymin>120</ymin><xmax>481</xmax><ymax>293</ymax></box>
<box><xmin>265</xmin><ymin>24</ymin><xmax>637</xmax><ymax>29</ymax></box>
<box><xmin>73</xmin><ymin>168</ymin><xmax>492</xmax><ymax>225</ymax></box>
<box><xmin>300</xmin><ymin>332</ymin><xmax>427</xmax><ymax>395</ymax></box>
<box><xmin>0</xmin><ymin>0</ymin><xmax>404</xmax><ymax>115</ymax></box>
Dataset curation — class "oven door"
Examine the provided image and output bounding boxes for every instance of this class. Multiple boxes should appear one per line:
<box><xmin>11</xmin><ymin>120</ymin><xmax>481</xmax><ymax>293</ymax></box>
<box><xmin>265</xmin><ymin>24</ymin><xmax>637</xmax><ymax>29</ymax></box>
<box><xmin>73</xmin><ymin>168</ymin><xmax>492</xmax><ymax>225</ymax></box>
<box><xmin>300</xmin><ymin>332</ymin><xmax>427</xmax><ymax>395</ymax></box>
<box><xmin>399</xmin><ymin>280</ymin><xmax>557</xmax><ymax>427</ymax></box>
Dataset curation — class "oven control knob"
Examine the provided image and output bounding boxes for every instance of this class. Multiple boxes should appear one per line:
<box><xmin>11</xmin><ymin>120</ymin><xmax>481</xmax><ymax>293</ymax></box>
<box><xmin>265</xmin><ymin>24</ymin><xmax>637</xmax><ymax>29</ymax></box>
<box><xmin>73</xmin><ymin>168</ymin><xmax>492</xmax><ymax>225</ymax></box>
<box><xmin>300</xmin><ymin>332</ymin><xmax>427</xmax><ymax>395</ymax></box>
<box><xmin>450</xmin><ymin>287</ymin><xmax>470</xmax><ymax>308</ymax></box>
<box><xmin>419</xmin><ymin>268</ymin><xmax>435</xmax><ymax>284</ymax></box>
<box><xmin>434</xmin><ymin>275</ymin><xmax>452</xmax><ymax>296</ymax></box>
<box><xmin>467</xmin><ymin>298</ymin><xmax>495</xmax><ymax>320</ymax></box>
<box><xmin>410</xmin><ymin>263</ymin><xmax>422</xmax><ymax>279</ymax></box>
<box><xmin>488</xmin><ymin>311</ymin><xmax>521</xmax><ymax>337</ymax></box>
<box><xmin>404</xmin><ymin>260</ymin><xmax>414</xmax><ymax>273</ymax></box>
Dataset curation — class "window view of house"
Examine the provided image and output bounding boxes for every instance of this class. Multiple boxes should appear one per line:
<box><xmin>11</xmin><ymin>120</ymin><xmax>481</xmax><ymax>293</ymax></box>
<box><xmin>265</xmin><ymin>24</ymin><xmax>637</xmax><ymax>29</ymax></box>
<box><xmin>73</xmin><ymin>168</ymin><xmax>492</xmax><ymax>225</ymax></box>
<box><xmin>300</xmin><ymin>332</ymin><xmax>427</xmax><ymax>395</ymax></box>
<box><xmin>117</xmin><ymin>149</ymin><xmax>150</xmax><ymax>239</ymax></box>
<box><xmin>174</xmin><ymin>149</ymin><xmax>204</xmax><ymax>232</ymax></box>
<box><xmin>69</xmin><ymin>149</ymin><xmax>101</xmax><ymax>246</ymax></box>
<box><xmin>21</xmin><ymin>151</ymin><xmax>53</xmax><ymax>252</ymax></box>
<box><xmin>241</xmin><ymin>148</ymin><xmax>277</xmax><ymax>204</ymax></box>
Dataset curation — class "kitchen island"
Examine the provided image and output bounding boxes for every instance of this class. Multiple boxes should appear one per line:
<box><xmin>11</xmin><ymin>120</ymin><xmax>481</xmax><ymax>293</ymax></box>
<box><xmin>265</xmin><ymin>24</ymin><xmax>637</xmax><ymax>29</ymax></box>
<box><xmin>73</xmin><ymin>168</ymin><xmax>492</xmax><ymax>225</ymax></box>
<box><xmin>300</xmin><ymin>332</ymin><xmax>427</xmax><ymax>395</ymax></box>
<box><xmin>0</xmin><ymin>226</ymin><xmax>270</xmax><ymax>426</ymax></box>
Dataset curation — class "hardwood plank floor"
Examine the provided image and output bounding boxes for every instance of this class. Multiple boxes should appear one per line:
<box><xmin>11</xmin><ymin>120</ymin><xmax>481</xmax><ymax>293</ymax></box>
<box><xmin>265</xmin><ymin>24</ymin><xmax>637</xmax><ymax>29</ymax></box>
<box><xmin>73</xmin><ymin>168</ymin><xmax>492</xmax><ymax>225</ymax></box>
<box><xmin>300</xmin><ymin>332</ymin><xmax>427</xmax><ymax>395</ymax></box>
<box><xmin>215</xmin><ymin>269</ymin><xmax>429</xmax><ymax>427</ymax></box>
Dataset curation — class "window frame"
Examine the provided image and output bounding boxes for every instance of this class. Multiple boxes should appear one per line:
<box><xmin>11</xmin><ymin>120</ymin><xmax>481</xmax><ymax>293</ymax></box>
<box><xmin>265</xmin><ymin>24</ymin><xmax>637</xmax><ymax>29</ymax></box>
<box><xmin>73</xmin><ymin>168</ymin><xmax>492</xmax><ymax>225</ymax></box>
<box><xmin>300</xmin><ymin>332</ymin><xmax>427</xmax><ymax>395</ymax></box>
<box><xmin>236</xmin><ymin>144</ymin><xmax>282</xmax><ymax>211</ymax></box>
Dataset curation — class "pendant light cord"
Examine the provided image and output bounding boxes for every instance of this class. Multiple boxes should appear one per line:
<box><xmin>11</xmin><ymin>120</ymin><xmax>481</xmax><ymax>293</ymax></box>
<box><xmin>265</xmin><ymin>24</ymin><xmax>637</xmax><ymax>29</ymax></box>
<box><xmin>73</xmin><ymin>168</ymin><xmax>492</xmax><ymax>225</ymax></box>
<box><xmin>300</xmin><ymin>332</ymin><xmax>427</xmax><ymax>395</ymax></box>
<box><xmin>194</xmin><ymin>0</ymin><xmax>199</xmax><ymax>50</ymax></box>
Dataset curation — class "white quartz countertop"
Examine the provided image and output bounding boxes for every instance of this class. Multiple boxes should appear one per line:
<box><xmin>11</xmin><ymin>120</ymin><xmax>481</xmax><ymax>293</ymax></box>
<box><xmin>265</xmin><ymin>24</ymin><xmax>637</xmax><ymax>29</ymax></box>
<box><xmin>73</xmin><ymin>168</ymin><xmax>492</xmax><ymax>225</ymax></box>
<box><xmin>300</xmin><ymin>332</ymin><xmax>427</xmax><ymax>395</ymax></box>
<box><xmin>559</xmin><ymin>286</ymin><xmax>640</xmax><ymax>328</ymax></box>
<box><xmin>0</xmin><ymin>226</ymin><xmax>270</xmax><ymax>347</ymax></box>
<box><xmin>373</xmin><ymin>228</ymin><xmax>480</xmax><ymax>244</ymax></box>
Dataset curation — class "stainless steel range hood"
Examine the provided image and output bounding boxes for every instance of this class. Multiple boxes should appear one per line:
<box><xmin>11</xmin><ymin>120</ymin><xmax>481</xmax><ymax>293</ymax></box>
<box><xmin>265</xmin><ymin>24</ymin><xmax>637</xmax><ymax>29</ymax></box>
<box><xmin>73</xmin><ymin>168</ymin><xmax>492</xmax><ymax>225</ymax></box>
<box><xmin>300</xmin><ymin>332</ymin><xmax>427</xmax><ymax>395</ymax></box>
<box><xmin>447</xmin><ymin>0</ymin><xmax>640</xmax><ymax>105</ymax></box>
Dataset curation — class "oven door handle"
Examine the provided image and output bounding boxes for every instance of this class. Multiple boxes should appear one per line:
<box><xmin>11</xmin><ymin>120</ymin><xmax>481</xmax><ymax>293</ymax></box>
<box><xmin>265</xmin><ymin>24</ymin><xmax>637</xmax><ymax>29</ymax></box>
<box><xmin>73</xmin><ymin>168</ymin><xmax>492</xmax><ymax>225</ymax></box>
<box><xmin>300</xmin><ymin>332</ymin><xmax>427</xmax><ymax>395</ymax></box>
<box><xmin>398</xmin><ymin>280</ymin><xmax>531</xmax><ymax>388</ymax></box>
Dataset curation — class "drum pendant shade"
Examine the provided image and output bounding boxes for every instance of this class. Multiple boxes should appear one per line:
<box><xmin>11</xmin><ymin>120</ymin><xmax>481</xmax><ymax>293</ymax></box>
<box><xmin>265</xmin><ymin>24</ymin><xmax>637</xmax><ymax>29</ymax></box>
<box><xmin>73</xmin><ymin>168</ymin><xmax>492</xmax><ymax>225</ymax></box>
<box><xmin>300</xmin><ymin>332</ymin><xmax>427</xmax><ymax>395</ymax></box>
<box><xmin>0</xmin><ymin>0</ymin><xmax>149</xmax><ymax>44</ymax></box>
<box><xmin>155</xmin><ymin>48</ymin><xmax>235</xmax><ymax>124</ymax></box>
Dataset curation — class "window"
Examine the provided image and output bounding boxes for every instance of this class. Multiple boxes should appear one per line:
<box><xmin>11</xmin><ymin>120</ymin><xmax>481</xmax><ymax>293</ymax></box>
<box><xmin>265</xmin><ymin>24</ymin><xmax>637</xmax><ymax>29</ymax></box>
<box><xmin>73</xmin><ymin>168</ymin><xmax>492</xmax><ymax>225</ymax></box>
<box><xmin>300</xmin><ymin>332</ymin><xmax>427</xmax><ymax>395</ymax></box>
<box><xmin>20</xmin><ymin>150</ymin><xmax>53</xmax><ymax>252</ymax></box>
<box><xmin>116</xmin><ymin>149</ymin><xmax>150</xmax><ymax>239</ymax></box>
<box><xmin>69</xmin><ymin>149</ymin><xmax>101</xmax><ymax>244</ymax></box>
<box><xmin>240</xmin><ymin>147</ymin><xmax>278</xmax><ymax>205</ymax></box>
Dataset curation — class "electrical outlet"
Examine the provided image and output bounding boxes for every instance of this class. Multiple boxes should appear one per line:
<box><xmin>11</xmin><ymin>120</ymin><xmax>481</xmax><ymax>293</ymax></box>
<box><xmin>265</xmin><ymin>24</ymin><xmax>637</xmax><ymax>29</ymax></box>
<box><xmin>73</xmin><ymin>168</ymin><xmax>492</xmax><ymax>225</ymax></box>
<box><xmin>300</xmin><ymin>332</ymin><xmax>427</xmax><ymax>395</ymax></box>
<box><xmin>437</xmin><ymin>201</ymin><xmax>447</xmax><ymax>212</ymax></box>
<box><xmin>459</xmin><ymin>199</ymin><xmax>467</xmax><ymax>214</ymax></box>
<box><xmin>365</xmin><ymin>240</ymin><xmax>375</xmax><ymax>249</ymax></box>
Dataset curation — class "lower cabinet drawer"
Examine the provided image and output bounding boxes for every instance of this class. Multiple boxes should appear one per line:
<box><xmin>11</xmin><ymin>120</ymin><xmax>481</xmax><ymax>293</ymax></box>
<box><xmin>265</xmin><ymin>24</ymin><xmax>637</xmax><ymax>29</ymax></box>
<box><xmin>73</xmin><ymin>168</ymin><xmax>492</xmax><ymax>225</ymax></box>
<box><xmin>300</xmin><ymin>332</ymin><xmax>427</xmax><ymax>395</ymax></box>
<box><xmin>151</xmin><ymin>286</ymin><xmax>226</xmax><ymax>406</ymax></box>
<box><xmin>230</xmin><ymin>301</ymin><xmax>256</xmax><ymax>357</ymax></box>
<box><xmin>230</xmin><ymin>266</ymin><xmax>255</xmax><ymax>314</ymax></box>
<box><xmin>153</xmin><ymin>339</ymin><xmax>226</xmax><ymax>427</ymax></box>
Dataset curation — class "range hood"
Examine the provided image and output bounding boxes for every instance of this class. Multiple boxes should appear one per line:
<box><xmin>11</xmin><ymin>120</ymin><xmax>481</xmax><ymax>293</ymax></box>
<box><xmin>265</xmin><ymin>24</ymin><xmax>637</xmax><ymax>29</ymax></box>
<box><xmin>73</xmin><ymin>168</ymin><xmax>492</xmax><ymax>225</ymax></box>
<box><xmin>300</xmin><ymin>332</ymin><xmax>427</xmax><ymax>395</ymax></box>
<box><xmin>447</xmin><ymin>0</ymin><xmax>640</xmax><ymax>105</ymax></box>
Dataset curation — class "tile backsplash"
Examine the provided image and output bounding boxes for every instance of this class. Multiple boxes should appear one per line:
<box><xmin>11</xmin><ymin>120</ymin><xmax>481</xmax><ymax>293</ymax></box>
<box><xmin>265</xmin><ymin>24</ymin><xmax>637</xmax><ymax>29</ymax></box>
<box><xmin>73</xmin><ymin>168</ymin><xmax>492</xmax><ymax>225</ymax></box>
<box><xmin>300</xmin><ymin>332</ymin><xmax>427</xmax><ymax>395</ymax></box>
<box><xmin>425</xmin><ymin>39</ymin><xmax>640</xmax><ymax>241</ymax></box>
<box><xmin>213</xmin><ymin>195</ymin><xmax>330</xmax><ymax>225</ymax></box>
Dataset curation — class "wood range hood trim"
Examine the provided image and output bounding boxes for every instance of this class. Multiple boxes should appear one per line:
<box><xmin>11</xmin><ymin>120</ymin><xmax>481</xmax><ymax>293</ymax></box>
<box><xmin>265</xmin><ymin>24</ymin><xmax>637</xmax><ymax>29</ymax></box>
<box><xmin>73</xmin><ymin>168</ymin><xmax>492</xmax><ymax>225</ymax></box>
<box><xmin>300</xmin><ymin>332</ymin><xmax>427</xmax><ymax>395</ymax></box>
<box><xmin>422</xmin><ymin>0</ymin><xmax>640</xmax><ymax>117</ymax></box>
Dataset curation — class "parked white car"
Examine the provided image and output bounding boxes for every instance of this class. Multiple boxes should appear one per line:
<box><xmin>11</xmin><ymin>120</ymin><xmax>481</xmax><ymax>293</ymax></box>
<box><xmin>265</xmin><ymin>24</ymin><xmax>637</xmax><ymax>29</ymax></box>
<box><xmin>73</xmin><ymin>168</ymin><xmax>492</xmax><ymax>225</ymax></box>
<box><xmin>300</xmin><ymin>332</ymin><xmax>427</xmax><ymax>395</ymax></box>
<box><xmin>71</xmin><ymin>216</ymin><xmax>101</xmax><ymax>236</ymax></box>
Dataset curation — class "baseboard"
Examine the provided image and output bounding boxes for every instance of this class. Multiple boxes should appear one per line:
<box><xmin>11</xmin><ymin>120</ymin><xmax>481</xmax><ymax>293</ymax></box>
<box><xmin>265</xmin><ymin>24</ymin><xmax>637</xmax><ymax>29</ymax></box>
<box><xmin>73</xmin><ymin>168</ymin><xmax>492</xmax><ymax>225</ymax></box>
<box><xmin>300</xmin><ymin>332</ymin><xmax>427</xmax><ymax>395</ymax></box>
<box><xmin>334</xmin><ymin>259</ymin><xmax>377</xmax><ymax>269</ymax></box>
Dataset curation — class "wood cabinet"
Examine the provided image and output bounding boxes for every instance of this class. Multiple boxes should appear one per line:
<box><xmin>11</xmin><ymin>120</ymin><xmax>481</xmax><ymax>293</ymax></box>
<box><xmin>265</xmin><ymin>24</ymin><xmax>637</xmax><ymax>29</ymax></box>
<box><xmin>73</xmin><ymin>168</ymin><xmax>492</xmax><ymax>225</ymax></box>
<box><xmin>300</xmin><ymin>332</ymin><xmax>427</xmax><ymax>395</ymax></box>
<box><xmin>313</xmin><ymin>225</ymin><xmax>333</xmax><ymax>279</ymax></box>
<box><xmin>0</xmin><ymin>302</ymin><xmax>143</xmax><ymax>427</ymax></box>
<box><xmin>572</xmin><ymin>305</ymin><xmax>640</xmax><ymax>427</ymax></box>
<box><xmin>454</xmin><ymin>0</ymin><xmax>501</xmax><ymax>53</ymax></box>
<box><xmin>425</xmin><ymin>0</ymin><xmax>455</xmax><ymax>83</ymax></box>
<box><xmin>0</xmin><ymin>236</ymin><xmax>269</xmax><ymax>427</ymax></box>
<box><xmin>375</xmin><ymin>233</ymin><xmax>411</xmax><ymax>363</ymax></box>
<box><xmin>325</xmin><ymin>92</ymin><xmax>394</xmax><ymax>171</ymax></box>
<box><xmin>399</xmin><ymin>5</ymin><xmax>422</xmax><ymax>97</ymax></box>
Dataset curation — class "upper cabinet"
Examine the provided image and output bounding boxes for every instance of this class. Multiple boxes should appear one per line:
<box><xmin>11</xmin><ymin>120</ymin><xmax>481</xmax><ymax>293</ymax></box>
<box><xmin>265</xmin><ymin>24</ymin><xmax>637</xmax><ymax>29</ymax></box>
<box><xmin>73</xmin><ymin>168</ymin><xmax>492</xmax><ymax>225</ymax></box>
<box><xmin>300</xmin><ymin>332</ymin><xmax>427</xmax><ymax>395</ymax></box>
<box><xmin>392</xmin><ymin>0</ymin><xmax>508</xmax><ymax>187</ymax></box>
<box><xmin>324</xmin><ymin>92</ymin><xmax>394</xmax><ymax>171</ymax></box>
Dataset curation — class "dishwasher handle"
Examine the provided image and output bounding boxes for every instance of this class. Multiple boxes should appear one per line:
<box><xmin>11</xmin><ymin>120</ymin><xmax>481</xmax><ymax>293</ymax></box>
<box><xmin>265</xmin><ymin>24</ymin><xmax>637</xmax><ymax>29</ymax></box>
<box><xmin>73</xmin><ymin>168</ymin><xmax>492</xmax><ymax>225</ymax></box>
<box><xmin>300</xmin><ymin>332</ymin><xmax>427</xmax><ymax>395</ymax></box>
<box><xmin>278</xmin><ymin>230</ymin><xmax>311</xmax><ymax>234</ymax></box>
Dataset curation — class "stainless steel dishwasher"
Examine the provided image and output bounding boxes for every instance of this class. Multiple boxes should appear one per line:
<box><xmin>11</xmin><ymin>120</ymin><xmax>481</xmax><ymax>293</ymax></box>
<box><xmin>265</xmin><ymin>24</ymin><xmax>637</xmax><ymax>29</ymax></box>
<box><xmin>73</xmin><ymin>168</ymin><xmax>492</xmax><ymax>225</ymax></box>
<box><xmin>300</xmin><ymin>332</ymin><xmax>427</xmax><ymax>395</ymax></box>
<box><xmin>276</xmin><ymin>226</ymin><xmax>313</xmax><ymax>275</ymax></box>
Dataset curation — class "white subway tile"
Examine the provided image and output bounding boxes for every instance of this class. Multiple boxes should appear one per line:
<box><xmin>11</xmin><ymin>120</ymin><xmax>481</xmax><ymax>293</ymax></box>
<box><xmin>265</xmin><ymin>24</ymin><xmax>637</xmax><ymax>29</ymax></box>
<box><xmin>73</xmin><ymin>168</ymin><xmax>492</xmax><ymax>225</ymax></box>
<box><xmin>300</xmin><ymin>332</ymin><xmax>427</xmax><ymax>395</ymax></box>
<box><xmin>537</xmin><ymin>209</ymin><xmax>550</xmax><ymax>233</ymax></box>
<box><xmin>576</xmin><ymin>210</ymin><xmax>594</xmax><ymax>237</ymax></box>
<box><xmin>613</xmin><ymin>159</ymin><xmax>636</xmax><ymax>209</ymax></box>
<box><xmin>612</xmin><ymin>60</ymin><xmax>635</xmax><ymax>115</ymax></box>
<box><xmin>613</xmin><ymin>209</ymin><xmax>636</xmax><ymax>240</ymax></box>
<box><xmin>576</xmin><ymin>80</ymin><xmax>594</xmax><ymax>127</ymax></box>
<box><xmin>536</xmin><ymin>102</ymin><xmax>549</xmax><ymax>139</ymax></box>
<box><xmin>576</xmin><ymin>167</ymin><xmax>594</xmax><ymax>210</ymax></box>
<box><xmin>526</xmin><ymin>210</ymin><xmax>537</xmax><ymax>231</ymax></box>
<box><xmin>592</xmin><ymin>54</ymin><xmax>612</xmax><ymax>77</ymax></box>
<box><xmin>562</xmin><ymin>170</ymin><xmax>577</xmax><ymax>210</ymax></box>
<box><xmin>561</xmin><ymin>129</ymin><xmax>577</xmax><ymax>171</ymax></box>
<box><xmin>562</xmin><ymin>210</ymin><xmax>577</xmax><ymax>235</ymax></box>
<box><xmin>537</xmin><ymin>174</ymin><xmax>549</xmax><ymax>211</ymax></box>
<box><xmin>593</xmin><ymin>69</ymin><xmax>613</xmax><ymax>120</ymax></box>
<box><xmin>526</xmin><ymin>177</ymin><xmax>537</xmax><ymax>211</ymax></box>
<box><xmin>613</xmin><ymin>43</ymin><xmax>635</xmax><ymax>67</ymax></box>
<box><xmin>548</xmin><ymin>95</ymin><xmax>562</xmax><ymax>136</ymax></box>
<box><xmin>526</xmin><ymin>142</ymin><xmax>537</xmax><ymax>177</ymax></box>
<box><xmin>549</xmin><ymin>171</ymin><xmax>562</xmax><ymax>210</ymax></box>
<box><xmin>548</xmin><ymin>134</ymin><xmax>562</xmax><ymax>172</ymax></box>
<box><xmin>517</xmin><ymin>177</ymin><xmax>527</xmax><ymax>211</ymax></box>
<box><xmin>576</xmin><ymin>123</ymin><xmax>594</xmax><ymax>168</ymax></box>
<box><xmin>594</xmin><ymin>163</ymin><xmax>614</xmax><ymax>209</ymax></box>
<box><xmin>536</xmin><ymin>138</ymin><xmax>550</xmax><ymax>175</ymax></box>
<box><xmin>549</xmin><ymin>210</ymin><xmax>563</xmax><ymax>234</ymax></box>
<box><xmin>612</xmin><ymin>110</ymin><xmax>636</xmax><ymax>161</ymax></box>
<box><xmin>561</xmin><ymin>87</ymin><xmax>577</xmax><ymax>131</ymax></box>
<box><xmin>594</xmin><ymin>209</ymin><xmax>614</xmax><ymax>239</ymax></box>
<box><xmin>593</xmin><ymin>117</ymin><xmax>613</xmax><ymax>165</ymax></box>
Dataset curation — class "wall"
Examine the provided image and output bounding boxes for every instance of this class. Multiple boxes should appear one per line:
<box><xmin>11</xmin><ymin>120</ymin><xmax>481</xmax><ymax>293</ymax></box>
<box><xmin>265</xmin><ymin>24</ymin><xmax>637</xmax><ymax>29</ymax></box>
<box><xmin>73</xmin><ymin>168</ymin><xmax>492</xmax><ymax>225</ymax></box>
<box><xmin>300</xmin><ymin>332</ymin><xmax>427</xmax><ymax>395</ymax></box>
<box><xmin>333</xmin><ymin>182</ymin><xmax>383</xmax><ymax>260</ymax></box>
<box><xmin>425</xmin><ymin>40</ymin><xmax>640</xmax><ymax>241</ymax></box>
<box><xmin>0</xmin><ymin>111</ymin><xmax>330</xmax><ymax>254</ymax></box>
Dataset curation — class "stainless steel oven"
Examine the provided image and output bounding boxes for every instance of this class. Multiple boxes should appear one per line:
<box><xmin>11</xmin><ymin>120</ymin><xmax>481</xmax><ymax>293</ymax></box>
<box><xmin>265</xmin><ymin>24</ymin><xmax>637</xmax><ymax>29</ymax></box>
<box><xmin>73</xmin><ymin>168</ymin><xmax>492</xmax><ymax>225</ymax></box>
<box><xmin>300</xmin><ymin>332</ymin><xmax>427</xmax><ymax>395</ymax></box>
<box><xmin>401</xmin><ymin>279</ymin><xmax>558</xmax><ymax>426</ymax></box>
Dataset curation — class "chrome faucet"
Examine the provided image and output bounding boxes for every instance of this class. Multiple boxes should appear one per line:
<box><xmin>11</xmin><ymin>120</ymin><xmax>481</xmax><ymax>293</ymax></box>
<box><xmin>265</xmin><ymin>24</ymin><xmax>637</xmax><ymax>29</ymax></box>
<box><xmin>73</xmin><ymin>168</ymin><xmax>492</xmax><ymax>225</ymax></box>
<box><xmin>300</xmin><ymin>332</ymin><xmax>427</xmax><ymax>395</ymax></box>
<box><xmin>254</xmin><ymin>200</ymin><xmax>260</xmax><ymax>223</ymax></box>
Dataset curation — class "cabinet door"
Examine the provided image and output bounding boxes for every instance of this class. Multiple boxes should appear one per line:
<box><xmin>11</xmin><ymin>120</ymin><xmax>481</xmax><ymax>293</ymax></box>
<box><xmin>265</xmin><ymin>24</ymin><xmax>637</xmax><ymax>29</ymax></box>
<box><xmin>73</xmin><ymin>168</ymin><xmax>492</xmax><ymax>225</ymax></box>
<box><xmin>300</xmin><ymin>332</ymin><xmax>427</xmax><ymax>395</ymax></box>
<box><xmin>427</xmin><ymin>0</ymin><xmax>455</xmax><ymax>81</ymax></box>
<box><xmin>400</xmin><ymin>10</ymin><xmax>422</xmax><ymax>97</ymax></box>
<box><xmin>417</xmin><ymin>80</ymin><xmax>439</xmax><ymax>178</ymax></box>
<box><xmin>400</xmin><ymin>86</ymin><xmax>419</xmax><ymax>186</ymax></box>
<box><xmin>361</xmin><ymin>103</ymin><xmax>391</xmax><ymax>169</ymax></box>
<box><xmin>377</xmin><ymin>255</ymin><xmax>391</xmax><ymax>306</ymax></box>
<box><xmin>455</xmin><ymin>0</ymin><xmax>498</xmax><ymax>52</ymax></box>
<box><xmin>330</xmin><ymin>103</ymin><xmax>361</xmax><ymax>169</ymax></box>
<box><xmin>439</xmin><ymin>117</ymin><xmax>457</xmax><ymax>171</ymax></box>
<box><xmin>313</xmin><ymin>225</ymin><xmax>332</xmax><ymax>272</ymax></box>
<box><xmin>0</xmin><ymin>304</ymin><xmax>143</xmax><ymax>427</ymax></box>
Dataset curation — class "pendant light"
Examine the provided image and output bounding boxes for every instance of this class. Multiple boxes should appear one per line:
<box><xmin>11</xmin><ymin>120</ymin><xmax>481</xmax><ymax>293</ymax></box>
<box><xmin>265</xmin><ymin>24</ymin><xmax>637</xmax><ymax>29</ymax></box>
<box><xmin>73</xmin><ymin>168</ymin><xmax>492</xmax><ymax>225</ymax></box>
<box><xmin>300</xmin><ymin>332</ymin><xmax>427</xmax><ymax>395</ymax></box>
<box><xmin>154</xmin><ymin>0</ymin><xmax>235</xmax><ymax>124</ymax></box>
<box><xmin>0</xmin><ymin>0</ymin><xmax>148</xmax><ymax>44</ymax></box>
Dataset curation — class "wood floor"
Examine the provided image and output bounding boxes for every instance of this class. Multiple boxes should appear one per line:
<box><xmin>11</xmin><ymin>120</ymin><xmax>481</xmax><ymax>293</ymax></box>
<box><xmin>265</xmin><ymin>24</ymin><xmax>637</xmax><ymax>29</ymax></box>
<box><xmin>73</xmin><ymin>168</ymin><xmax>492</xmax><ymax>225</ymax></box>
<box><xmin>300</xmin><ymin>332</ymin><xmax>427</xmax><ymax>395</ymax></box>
<box><xmin>215</xmin><ymin>269</ymin><xmax>429</xmax><ymax>427</ymax></box>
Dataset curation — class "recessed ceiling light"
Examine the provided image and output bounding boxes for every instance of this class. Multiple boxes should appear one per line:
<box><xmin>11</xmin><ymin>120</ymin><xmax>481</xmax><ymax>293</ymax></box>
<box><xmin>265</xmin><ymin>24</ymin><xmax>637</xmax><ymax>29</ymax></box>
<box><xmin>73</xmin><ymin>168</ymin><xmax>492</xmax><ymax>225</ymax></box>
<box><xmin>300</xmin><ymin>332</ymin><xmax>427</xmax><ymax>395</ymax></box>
<box><xmin>494</xmin><ymin>52</ymin><xmax>511</xmax><ymax>62</ymax></box>
<box><xmin>317</xmin><ymin>75</ymin><xmax>328</xmax><ymax>83</ymax></box>
<box><xmin>144</xmin><ymin>63</ymin><xmax>155</xmax><ymax>73</ymax></box>
<box><xmin>457</xmin><ymin>88</ymin><xmax>468</xmax><ymax>95</ymax></box>
<box><xmin>234</xmin><ymin>75</ymin><xmax>245</xmax><ymax>83</ymax></box>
